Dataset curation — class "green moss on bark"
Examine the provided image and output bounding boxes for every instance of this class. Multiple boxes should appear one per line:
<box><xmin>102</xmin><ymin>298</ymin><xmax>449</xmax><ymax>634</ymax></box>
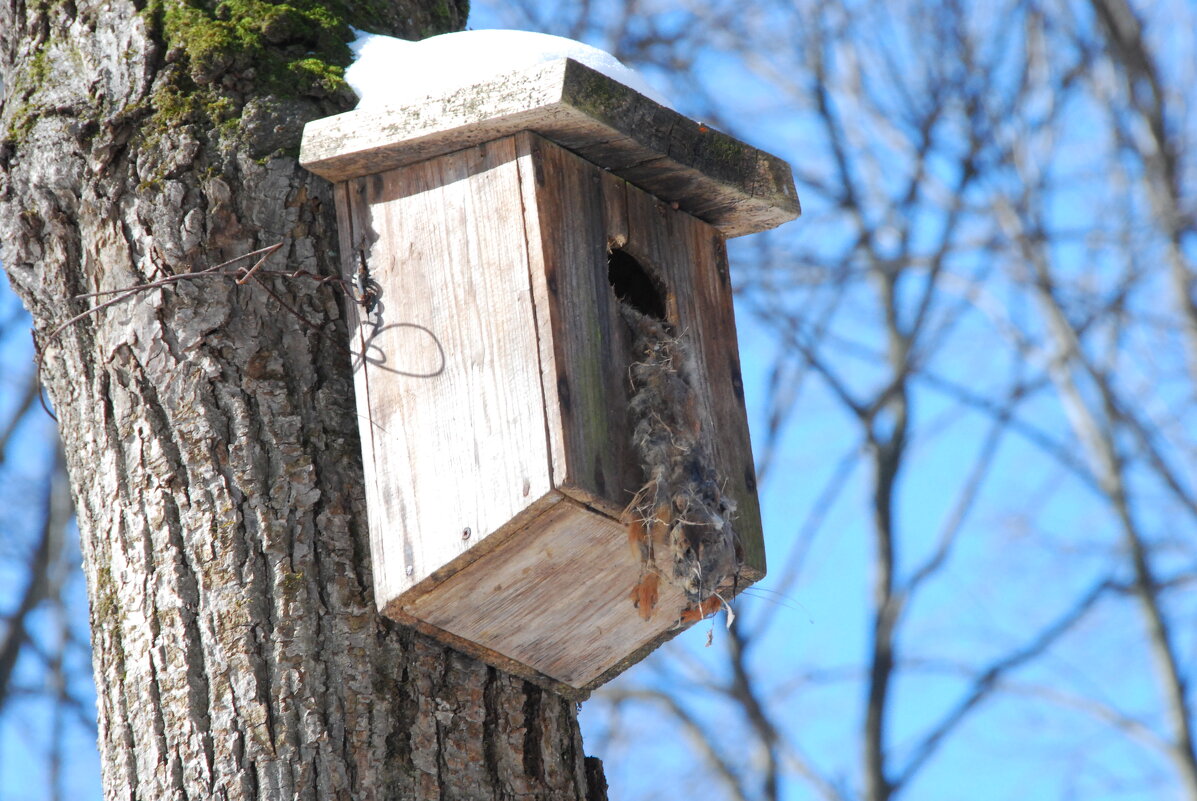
<box><xmin>152</xmin><ymin>0</ymin><xmax>354</xmax><ymax>93</ymax></box>
<box><xmin>2</xmin><ymin>0</ymin><xmax>468</xmax><ymax>153</ymax></box>
<box><xmin>1</xmin><ymin>49</ymin><xmax>52</xmax><ymax>143</ymax></box>
<box><xmin>140</xmin><ymin>0</ymin><xmax>356</xmax><ymax>138</ymax></box>
<box><xmin>139</xmin><ymin>0</ymin><xmax>466</xmax><ymax>149</ymax></box>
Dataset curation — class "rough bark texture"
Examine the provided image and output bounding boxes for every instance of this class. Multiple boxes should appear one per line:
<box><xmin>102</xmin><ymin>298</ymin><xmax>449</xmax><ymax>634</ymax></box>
<box><xmin>0</xmin><ymin>2</ymin><xmax>602</xmax><ymax>799</ymax></box>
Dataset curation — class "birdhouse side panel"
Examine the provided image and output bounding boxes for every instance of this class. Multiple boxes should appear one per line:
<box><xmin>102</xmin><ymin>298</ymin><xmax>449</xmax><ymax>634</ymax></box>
<box><xmin>515</xmin><ymin>133</ymin><xmax>765</xmax><ymax>586</ymax></box>
<box><xmin>339</xmin><ymin>138</ymin><xmax>557</xmax><ymax>609</ymax></box>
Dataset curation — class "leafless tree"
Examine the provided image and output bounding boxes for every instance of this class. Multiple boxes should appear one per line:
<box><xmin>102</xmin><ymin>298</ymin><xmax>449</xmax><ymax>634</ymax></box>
<box><xmin>0</xmin><ymin>2</ymin><xmax>609</xmax><ymax>800</ymax></box>
<box><xmin>473</xmin><ymin>1</ymin><xmax>1196</xmax><ymax>799</ymax></box>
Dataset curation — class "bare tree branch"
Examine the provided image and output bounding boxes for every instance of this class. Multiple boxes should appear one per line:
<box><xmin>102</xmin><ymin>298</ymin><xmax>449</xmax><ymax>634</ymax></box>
<box><xmin>892</xmin><ymin>576</ymin><xmax>1112</xmax><ymax>791</ymax></box>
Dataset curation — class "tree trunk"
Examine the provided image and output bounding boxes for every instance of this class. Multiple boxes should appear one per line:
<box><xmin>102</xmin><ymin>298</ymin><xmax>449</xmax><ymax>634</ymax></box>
<box><xmin>0</xmin><ymin>2</ymin><xmax>603</xmax><ymax>799</ymax></box>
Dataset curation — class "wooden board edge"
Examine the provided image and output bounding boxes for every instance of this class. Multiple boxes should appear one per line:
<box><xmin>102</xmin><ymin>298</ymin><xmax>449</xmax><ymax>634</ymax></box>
<box><xmin>578</xmin><ymin>623</ymin><xmax>688</xmax><ymax>694</ymax></box>
<box><xmin>302</xmin><ymin>103</ymin><xmax>574</xmax><ymax>184</ymax></box>
<box><xmin>383</xmin><ymin>606</ymin><xmax>592</xmax><ymax>701</ymax></box>
<box><xmin>513</xmin><ymin>132</ymin><xmax>571</xmax><ymax>493</ymax></box>
<box><xmin>556</xmin><ymin>484</ymin><xmax>624</xmax><ymax>522</ymax></box>
<box><xmin>556</xmin><ymin>60</ymin><xmax>800</xmax><ymax>237</ymax></box>
<box><xmin>578</xmin><ymin>564</ymin><xmax>764</xmax><ymax>694</ymax></box>
<box><xmin>738</xmin><ymin>560</ymin><xmax>766</xmax><ymax>585</ymax></box>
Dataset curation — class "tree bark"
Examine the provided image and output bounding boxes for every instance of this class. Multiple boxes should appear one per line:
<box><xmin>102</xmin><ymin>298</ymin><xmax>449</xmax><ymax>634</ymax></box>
<box><xmin>0</xmin><ymin>2</ymin><xmax>602</xmax><ymax>799</ymax></box>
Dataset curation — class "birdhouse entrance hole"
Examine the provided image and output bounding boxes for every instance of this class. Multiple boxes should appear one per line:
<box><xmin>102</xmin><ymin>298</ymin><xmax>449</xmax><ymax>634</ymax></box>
<box><xmin>608</xmin><ymin>248</ymin><xmax>667</xmax><ymax>320</ymax></box>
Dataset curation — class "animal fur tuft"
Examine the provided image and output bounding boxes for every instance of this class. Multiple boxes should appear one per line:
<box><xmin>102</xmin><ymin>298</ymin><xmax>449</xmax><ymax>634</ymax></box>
<box><xmin>619</xmin><ymin>304</ymin><xmax>741</xmax><ymax>617</ymax></box>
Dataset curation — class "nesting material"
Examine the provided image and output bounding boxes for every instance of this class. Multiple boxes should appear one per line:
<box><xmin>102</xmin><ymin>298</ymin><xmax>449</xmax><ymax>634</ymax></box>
<box><xmin>620</xmin><ymin>304</ymin><xmax>743</xmax><ymax>622</ymax></box>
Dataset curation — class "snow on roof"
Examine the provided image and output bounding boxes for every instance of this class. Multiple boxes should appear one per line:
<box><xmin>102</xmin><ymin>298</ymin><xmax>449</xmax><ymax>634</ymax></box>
<box><xmin>346</xmin><ymin>29</ymin><xmax>675</xmax><ymax>111</ymax></box>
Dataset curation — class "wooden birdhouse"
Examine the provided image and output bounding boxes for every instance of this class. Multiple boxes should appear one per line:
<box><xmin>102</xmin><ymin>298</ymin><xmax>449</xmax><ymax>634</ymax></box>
<box><xmin>299</xmin><ymin>58</ymin><xmax>799</xmax><ymax>697</ymax></box>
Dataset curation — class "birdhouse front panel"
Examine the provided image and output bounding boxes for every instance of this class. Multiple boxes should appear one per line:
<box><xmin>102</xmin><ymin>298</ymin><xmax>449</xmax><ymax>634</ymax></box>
<box><xmin>335</xmin><ymin>137</ymin><xmax>559</xmax><ymax>608</ymax></box>
<box><xmin>301</xmin><ymin>57</ymin><xmax>800</xmax><ymax>696</ymax></box>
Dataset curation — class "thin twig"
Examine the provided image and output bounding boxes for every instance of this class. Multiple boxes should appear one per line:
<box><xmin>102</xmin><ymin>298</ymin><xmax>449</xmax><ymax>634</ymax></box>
<box><xmin>43</xmin><ymin>243</ymin><xmax>283</xmax><ymax>345</ymax></box>
<box><xmin>32</xmin><ymin>243</ymin><xmax>303</xmax><ymax>420</ymax></box>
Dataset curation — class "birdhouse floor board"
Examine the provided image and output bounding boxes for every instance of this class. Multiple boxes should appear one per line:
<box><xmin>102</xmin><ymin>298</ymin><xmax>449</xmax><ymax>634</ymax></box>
<box><xmin>399</xmin><ymin>496</ymin><xmax>691</xmax><ymax>693</ymax></box>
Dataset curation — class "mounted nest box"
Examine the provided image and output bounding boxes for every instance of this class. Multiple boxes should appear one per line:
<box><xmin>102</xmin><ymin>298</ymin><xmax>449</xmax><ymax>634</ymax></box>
<box><xmin>300</xmin><ymin>57</ymin><xmax>799</xmax><ymax>697</ymax></box>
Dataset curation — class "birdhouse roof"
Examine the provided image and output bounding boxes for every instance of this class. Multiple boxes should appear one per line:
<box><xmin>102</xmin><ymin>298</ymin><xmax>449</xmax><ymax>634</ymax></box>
<box><xmin>300</xmin><ymin>58</ymin><xmax>800</xmax><ymax>238</ymax></box>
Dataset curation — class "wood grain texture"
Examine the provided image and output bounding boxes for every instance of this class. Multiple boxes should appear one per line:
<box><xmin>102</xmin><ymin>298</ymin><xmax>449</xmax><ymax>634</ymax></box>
<box><xmin>404</xmin><ymin>497</ymin><xmax>691</xmax><ymax>690</ymax></box>
<box><xmin>331</xmin><ymin>133</ymin><xmax>764</xmax><ymax>693</ymax></box>
<box><xmin>514</xmin><ymin>133</ymin><xmax>634</xmax><ymax>516</ymax></box>
<box><xmin>342</xmin><ymin>137</ymin><xmax>556</xmax><ymax>606</ymax></box>
<box><xmin>621</xmin><ymin>174</ymin><xmax>767</xmax><ymax>580</ymax></box>
<box><xmin>517</xmin><ymin>133</ymin><xmax>766</xmax><ymax>580</ymax></box>
<box><xmin>301</xmin><ymin>59</ymin><xmax>800</xmax><ymax>238</ymax></box>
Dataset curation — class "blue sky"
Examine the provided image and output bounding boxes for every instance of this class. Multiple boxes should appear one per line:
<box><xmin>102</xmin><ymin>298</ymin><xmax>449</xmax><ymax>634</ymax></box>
<box><xmin>3</xmin><ymin>2</ymin><xmax>1195</xmax><ymax>800</ymax></box>
<box><xmin>456</xmin><ymin>3</ymin><xmax>1195</xmax><ymax>799</ymax></box>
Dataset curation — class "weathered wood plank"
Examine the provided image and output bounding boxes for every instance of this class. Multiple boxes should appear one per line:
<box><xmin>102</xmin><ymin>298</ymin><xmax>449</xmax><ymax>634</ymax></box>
<box><xmin>346</xmin><ymin>138</ymin><xmax>556</xmax><ymax>606</ymax></box>
<box><xmin>405</xmin><ymin>497</ymin><xmax>690</xmax><ymax>689</ymax></box>
<box><xmin>519</xmin><ymin>132</ymin><xmax>766</xmax><ymax>584</ymax></box>
<box><xmin>515</xmin><ymin>133</ymin><xmax>635</xmax><ymax>515</ymax></box>
<box><xmin>301</xmin><ymin>58</ymin><xmax>800</xmax><ymax>238</ymax></box>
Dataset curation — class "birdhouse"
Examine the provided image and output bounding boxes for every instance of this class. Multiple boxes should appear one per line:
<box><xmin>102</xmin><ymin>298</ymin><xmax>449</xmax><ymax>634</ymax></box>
<box><xmin>300</xmin><ymin>58</ymin><xmax>799</xmax><ymax>697</ymax></box>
